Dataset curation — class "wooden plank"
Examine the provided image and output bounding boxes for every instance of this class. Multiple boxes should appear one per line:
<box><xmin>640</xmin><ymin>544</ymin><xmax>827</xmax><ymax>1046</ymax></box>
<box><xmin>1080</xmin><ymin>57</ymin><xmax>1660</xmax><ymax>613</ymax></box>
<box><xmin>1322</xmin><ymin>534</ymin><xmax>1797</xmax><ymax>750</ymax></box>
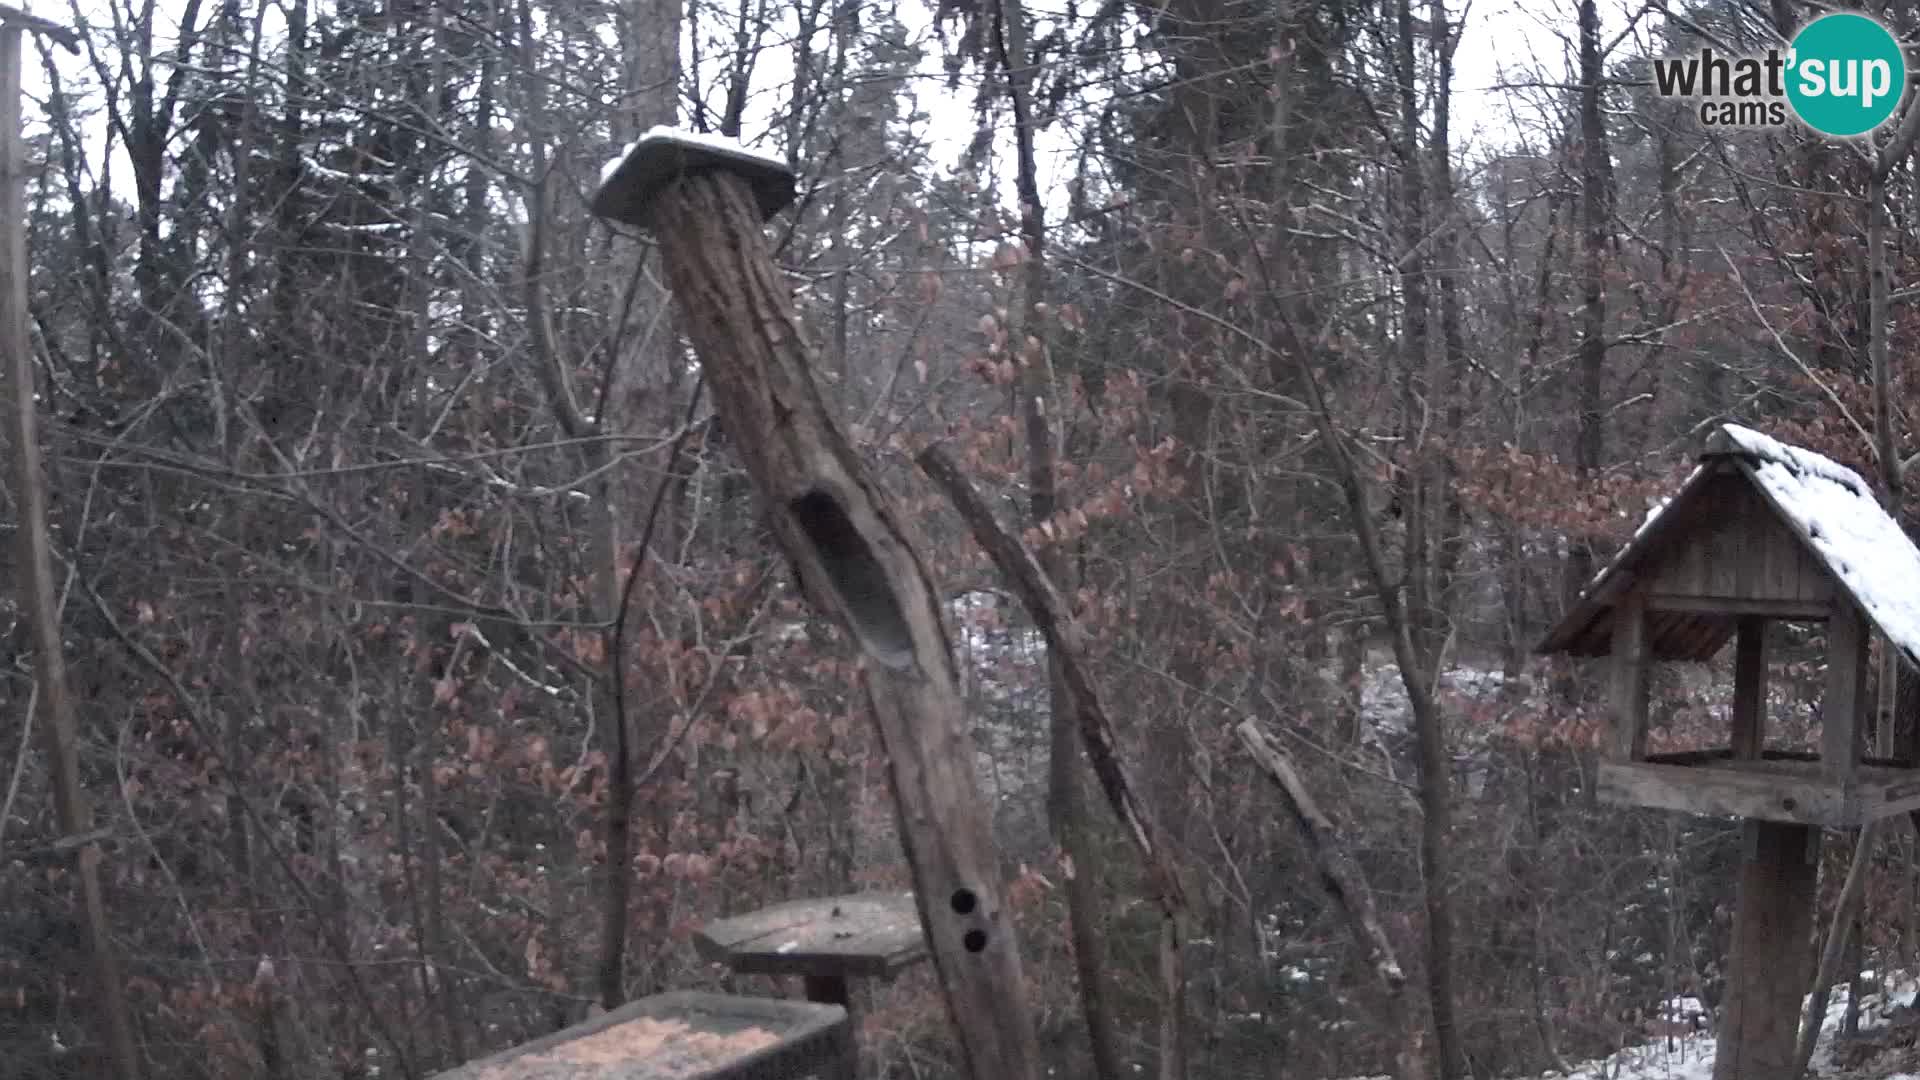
<box><xmin>1644</xmin><ymin>749</ymin><xmax>1920</xmax><ymax>774</ymax></box>
<box><xmin>431</xmin><ymin>991</ymin><xmax>851</xmax><ymax>1080</ymax></box>
<box><xmin>1866</xmin><ymin>777</ymin><xmax>1920</xmax><ymax>822</ymax></box>
<box><xmin>1644</xmin><ymin>748</ymin><xmax>1736</xmax><ymax>766</ymax></box>
<box><xmin>1610</xmin><ymin>591</ymin><xmax>1651</xmax><ymax>762</ymax></box>
<box><xmin>1732</xmin><ymin>617</ymin><xmax>1768</xmax><ymax>759</ymax></box>
<box><xmin>1713</xmin><ymin>823</ymin><xmax>1820</xmax><ymax>1080</ymax></box>
<box><xmin>1643</xmin><ymin>595</ymin><xmax>1829</xmax><ymax>619</ymax></box>
<box><xmin>1713</xmin><ymin>493</ymin><xmax>1746</xmax><ymax>596</ymax></box>
<box><xmin>693</xmin><ymin>893</ymin><xmax>927</xmax><ymax>980</ymax></box>
<box><xmin>1826</xmin><ymin>603</ymin><xmax>1869</xmax><ymax>782</ymax></box>
<box><xmin>1642</xmin><ymin>475</ymin><xmax>1836</xmax><ymax>606</ymax></box>
<box><xmin>1598</xmin><ymin>762</ymin><xmax>1857</xmax><ymax>826</ymax></box>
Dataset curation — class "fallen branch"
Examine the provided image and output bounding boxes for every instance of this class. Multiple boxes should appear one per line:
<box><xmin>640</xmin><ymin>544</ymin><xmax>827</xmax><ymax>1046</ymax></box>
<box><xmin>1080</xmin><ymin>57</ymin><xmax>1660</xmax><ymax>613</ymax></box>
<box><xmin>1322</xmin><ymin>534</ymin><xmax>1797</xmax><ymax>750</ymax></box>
<box><xmin>1235</xmin><ymin>719</ymin><xmax>1427</xmax><ymax>1080</ymax></box>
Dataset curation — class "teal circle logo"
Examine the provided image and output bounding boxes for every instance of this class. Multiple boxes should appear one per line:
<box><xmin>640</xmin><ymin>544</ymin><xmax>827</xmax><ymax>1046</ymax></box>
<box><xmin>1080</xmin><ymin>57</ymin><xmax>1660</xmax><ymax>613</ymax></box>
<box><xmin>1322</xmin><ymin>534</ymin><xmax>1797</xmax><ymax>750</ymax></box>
<box><xmin>1786</xmin><ymin>13</ymin><xmax>1908</xmax><ymax>137</ymax></box>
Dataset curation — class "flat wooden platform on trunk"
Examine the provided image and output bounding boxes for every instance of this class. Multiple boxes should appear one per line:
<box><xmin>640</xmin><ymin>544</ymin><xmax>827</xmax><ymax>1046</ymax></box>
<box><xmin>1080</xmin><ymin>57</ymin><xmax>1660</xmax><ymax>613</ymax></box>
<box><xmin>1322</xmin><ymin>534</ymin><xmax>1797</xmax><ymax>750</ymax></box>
<box><xmin>694</xmin><ymin>893</ymin><xmax>926</xmax><ymax>981</ymax></box>
<box><xmin>430</xmin><ymin>991</ymin><xmax>850</xmax><ymax>1080</ymax></box>
<box><xmin>1602</xmin><ymin>750</ymin><xmax>1920</xmax><ymax>826</ymax></box>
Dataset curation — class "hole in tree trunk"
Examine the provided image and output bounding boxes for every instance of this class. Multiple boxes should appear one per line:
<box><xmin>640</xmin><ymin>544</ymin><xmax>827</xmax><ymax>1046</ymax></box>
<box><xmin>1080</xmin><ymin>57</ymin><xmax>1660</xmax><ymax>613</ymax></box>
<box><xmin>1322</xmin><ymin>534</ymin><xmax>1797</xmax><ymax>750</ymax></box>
<box><xmin>789</xmin><ymin>489</ymin><xmax>913</xmax><ymax>670</ymax></box>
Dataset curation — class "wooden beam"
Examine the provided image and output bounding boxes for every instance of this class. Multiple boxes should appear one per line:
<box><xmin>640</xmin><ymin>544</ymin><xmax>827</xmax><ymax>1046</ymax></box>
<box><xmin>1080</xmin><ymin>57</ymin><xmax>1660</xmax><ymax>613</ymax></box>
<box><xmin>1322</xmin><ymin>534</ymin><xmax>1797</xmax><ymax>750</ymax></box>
<box><xmin>1644</xmin><ymin>595</ymin><xmax>1830</xmax><ymax>619</ymax></box>
<box><xmin>1732</xmin><ymin>616</ymin><xmax>1768</xmax><ymax>759</ymax></box>
<box><xmin>616</xmin><ymin>164</ymin><xmax>1041</xmax><ymax>1080</ymax></box>
<box><xmin>1825</xmin><ymin>602</ymin><xmax>1869</xmax><ymax>782</ymax></box>
<box><xmin>1609</xmin><ymin>591</ymin><xmax>1651</xmax><ymax>762</ymax></box>
<box><xmin>0</xmin><ymin>23</ymin><xmax>137</xmax><ymax>1080</ymax></box>
<box><xmin>1597</xmin><ymin>762</ymin><xmax>1856</xmax><ymax>827</ymax></box>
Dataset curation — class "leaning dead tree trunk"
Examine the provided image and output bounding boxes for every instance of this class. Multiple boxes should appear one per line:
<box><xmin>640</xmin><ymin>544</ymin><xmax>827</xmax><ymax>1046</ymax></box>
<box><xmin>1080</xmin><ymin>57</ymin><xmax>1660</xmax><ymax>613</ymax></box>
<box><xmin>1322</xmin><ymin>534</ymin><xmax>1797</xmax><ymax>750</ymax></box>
<box><xmin>1235</xmin><ymin>722</ymin><xmax>1427</xmax><ymax>1080</ymax></box>
<box><xmin>592</xmin><ymin>134</ymin><xmax>1042</xmax><ymax>1080</ymax></box>
<box><xmin>0</xmin><ymin>12</ymin><xmax>141</xmax><ymax>1080</ymax></box>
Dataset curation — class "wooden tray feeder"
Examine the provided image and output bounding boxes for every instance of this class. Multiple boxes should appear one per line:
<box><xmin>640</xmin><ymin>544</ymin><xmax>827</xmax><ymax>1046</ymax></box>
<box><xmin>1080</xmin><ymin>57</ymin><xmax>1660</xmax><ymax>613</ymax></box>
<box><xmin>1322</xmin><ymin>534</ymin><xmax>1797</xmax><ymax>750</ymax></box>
<box><xmin>430</xmin><ymin>991</ymin><xmax>850</xmax><ymax>1080</ymax></box>
<box><xmin>1538</xmin><ymin>423</ymin><xmax>1920</xmax><ymax>828</ymax></box>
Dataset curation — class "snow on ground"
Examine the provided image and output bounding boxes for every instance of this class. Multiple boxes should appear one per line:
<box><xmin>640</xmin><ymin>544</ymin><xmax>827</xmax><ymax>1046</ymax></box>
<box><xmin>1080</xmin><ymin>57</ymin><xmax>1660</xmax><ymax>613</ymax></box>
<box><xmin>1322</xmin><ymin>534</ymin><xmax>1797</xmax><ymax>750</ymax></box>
<box><xmin>1333</xmin><ymin>973</ymin><xmax>1920</xmax><ymax>1080</ymax></box>
<box><xmin>1359</xmin><ymin>663</ymin><xmax>1512</xmax><ymax>738</ymax></box>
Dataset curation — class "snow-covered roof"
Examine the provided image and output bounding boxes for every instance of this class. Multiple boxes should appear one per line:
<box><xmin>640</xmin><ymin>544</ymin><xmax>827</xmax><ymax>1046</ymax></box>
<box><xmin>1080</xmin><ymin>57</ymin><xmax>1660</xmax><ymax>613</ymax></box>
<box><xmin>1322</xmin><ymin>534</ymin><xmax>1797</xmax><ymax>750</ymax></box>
<box><xmin>1718</xmin><ymin>424</ymin><xmax>1920</xmax><ymax>668</ymax></box>
<box><xmin>591</xmin><ymin>125</ymin><xmax>795</xmax><ymax>227</ymax></box>
<box><xmin>598</xmin><ymin>125</ymin><xmax>789</xmax><ymax>188</ymax></box>
<box><xmin>1539</xmin><ymin>424</ymin><xmax>1920</xmax><ymax>669</ymax></box>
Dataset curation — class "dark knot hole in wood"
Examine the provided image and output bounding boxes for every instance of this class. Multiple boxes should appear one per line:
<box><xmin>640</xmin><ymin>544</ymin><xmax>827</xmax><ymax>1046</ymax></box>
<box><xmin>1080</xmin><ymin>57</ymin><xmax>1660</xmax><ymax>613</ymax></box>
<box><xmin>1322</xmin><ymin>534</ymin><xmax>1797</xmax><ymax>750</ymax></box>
<box><xmin>790</xmin><ymin>490</ymin><xmax>913</xmax><ymax>669</ymax></box>
<box><xmin>963</xmin><ymin>928</ymin><xmax>988</xmax><ymax>953</ymax></box>
<box><xmin>950</xmin><ymin>888</ymin><xmax>977</xmax><ymax>915</ymax></box>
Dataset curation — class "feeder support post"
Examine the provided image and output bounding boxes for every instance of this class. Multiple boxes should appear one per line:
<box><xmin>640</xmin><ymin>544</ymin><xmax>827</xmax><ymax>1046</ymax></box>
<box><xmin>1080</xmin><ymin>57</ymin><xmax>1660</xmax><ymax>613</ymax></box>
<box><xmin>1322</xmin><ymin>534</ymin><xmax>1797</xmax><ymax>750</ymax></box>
<box><xmin>593</xmin><ymin>136</ymin><xmax>1044</xmax><ymax>1080</ymax></box>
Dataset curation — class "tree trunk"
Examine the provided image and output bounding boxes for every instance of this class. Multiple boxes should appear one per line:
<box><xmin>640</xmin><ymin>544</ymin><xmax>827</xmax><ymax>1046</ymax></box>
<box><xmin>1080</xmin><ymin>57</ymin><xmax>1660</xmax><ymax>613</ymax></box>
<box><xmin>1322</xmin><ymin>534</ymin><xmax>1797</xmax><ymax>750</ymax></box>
<box><xmin>1567</xmin><ymin>0</ymin><xmax>1614</xmax><ymax>613</ymax></box>
<box><xmin>989</xmin><ymin>0</ymin><xmax>1129</xmax><ymax>1075</ymax></box>
<box><xmin>641</xmin><ymin>168</ymin><xmax>1044</xmax><ymax>1080</ymax></box>
<box><xmin>0</xmin><ymin>23</ymin><xmax>142</xmax><ymax>1080</ymax></box>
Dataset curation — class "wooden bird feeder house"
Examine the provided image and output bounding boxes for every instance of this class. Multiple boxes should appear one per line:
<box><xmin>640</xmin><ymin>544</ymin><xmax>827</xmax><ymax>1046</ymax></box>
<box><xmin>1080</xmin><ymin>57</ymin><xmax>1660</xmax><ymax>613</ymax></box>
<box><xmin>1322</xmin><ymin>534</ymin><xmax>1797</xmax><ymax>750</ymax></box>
<box><xmin>1540</xmin><ymin>423</ymin><xmax>1920</xmax><ymax>1080</ymax></box>
<box><xmin>1539</xmin><ymin>423</ymin><xmax>1920</xmax><ymax>827</ymax></box>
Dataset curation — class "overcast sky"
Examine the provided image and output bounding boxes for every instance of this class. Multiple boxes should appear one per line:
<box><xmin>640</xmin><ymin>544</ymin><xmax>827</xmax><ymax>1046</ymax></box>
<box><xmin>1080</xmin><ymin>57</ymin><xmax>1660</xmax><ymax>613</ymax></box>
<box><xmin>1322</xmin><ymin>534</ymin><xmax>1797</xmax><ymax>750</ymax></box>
<box><xmin>19</xmin><ymin>0</ymin><xmax>1628</xmax><ymax>230</ymax></box>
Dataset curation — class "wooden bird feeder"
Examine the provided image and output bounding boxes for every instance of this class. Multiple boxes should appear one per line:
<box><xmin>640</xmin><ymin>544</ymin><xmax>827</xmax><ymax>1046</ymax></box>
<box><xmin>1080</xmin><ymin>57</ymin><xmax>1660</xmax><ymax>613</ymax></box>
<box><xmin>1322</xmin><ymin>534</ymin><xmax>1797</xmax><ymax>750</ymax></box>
<box><xmin>1539</xmin><ymin>423</ymin><xmax>1920</xmax><ymax>825</ymax></box>
<box><xmin>1539</xmin><ymin>422</ymin><xmax>1920</xmax><ymax>1080</ymax></box>
<box><xmin>431</xmin><ymin>992</ymin><xmax>850</xmax><ymax>1080</ymax></box>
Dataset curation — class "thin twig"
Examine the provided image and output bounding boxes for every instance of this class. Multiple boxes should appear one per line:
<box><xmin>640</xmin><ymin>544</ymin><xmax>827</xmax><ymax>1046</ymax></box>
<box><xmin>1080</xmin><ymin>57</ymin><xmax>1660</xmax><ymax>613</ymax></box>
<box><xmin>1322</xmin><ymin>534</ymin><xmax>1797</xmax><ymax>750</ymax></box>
<box><xmin>1718</xmin><ymin>245</ymin><xmax>1876</xmax><ymax>456</ymax></box>
<box><xmin>0</xmin><ymin>681</ymin><xmax>37</xmax><ymax>856</ymax></box>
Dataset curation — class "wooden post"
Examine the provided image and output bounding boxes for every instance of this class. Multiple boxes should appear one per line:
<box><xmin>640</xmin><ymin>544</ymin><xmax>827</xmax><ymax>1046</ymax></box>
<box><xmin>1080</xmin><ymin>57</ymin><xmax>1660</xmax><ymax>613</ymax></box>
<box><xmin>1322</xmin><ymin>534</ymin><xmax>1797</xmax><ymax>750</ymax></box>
<box><xmin>1825</xmin><ymin>603</ymin><xmax>1868</xmax><ymax>781</ymax></box>
<box><xmin>802</xmin><ymin>976</ymin><xmax>855</xmax><ymax>1080</ymax></box>
<box><xmin>1713</xmin><ymin>822</ymin><xmax>1820</xmax><ymax>1080</ymax></box>
<box><xmin>694</xmin><ymin>892</ymin><xmax>928</xmax><ymax>1080</ymax></box>
<box><xmin>1610</xmin><ymin>591</ymin><xmax>1650</xmax><ymax>761</ymax></box>
<box><xmin>593</xmin><ymin>137</ymin><xmax>1042</xmax><ymax>1080</ymax></box>
<box><xmin>0</xmin><ymin>13</ymin><xmax>137</xmax><ymax>1080</ymax></box>
<box><xmin>1732</xmin><ymin>616</ymin><xmax>1767</xmax><ymax>760</ymax></box>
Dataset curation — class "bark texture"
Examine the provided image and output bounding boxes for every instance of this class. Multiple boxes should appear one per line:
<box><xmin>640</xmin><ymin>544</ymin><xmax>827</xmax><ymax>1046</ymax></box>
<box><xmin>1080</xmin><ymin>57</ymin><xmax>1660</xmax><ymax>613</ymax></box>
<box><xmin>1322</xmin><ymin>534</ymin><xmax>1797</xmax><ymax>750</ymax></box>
<box><xmin>645</xmin><ymin>169</ymin><xmax>1043</xmax><ymax>1080</ymax></box>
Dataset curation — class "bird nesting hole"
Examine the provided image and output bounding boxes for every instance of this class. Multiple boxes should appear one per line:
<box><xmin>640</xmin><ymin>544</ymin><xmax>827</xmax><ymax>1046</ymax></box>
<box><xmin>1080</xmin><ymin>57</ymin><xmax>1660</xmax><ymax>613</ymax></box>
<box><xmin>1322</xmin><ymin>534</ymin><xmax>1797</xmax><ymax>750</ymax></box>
<box><xmin>789</xmin><ymin>489</ymin><xmax>914</xmax><ymax>670</ymax></box>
